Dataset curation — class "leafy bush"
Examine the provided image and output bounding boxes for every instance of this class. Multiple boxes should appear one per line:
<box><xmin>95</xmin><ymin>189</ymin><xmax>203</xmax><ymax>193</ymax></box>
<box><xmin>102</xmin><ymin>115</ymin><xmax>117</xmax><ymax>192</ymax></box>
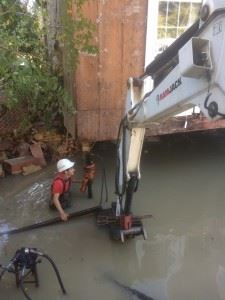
<box><xmin>0</xmin><ymin>0</ymin><xmax>97</xmax><ymax>130</ymax></box>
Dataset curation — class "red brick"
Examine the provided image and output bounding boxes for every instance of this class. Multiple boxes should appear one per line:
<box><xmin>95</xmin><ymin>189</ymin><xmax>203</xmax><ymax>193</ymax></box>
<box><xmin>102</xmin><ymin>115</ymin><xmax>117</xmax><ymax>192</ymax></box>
<box><xmin>3</xmin><ymin>156</ymin><xmax>40</xmax><ymax>175</ymax></box>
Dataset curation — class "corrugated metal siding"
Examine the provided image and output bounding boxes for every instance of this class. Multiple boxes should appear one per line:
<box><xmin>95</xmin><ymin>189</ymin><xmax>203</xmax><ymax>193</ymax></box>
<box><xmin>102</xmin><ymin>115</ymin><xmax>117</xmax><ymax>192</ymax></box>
<box><xmin>71</xmin><ymin>0</ymin><xmax>147</xmax><ymax>142</ymax></box>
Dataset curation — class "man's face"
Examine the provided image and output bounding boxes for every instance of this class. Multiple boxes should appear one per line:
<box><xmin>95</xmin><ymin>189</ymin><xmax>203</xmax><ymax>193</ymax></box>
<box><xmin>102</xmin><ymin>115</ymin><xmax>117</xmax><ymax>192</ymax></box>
<box><xmin>65</xmin><ymin>167</ymin><xmax>75</xmax><ymax>177</ymax></box>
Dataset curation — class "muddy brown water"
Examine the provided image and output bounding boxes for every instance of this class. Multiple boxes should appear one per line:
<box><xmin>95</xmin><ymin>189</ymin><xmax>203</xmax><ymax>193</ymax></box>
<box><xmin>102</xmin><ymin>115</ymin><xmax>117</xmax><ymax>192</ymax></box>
<box><xmin>1</xmin><ymin>133</ymin><xmax>225</xmax><ymax>300</ymax></box>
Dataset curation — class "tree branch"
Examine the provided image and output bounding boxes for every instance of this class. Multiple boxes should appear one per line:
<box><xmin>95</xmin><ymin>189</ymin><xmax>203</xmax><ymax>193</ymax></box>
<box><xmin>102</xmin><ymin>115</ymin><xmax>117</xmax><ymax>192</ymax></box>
<box><xmin>0</xmin><ymin>2</ymin><xmax>18</xmax><ymax>17</ymax></box>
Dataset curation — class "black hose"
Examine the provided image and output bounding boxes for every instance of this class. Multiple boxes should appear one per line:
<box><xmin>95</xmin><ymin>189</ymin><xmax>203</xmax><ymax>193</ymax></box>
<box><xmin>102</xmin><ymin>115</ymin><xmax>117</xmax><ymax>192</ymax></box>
<box><xmin>0</xmin><ymin>247</ymin><xmax>67</xmax><ymax>300</ymax></box>
<box><xmin>0</xmin><ymin>267</ymin><xmax>7</xmax><ymax>280</ymax></box>
<box><xmin>115</xmin><ymin>119</ymin><xmax>124</xmax><ymax>197</ymax></box>
<box><xmin>41</xmin><ymin>254</ymin><xmax>66</xmax><ymax>294</ymax></box>
<box><xmin>100</xmin><ymin>166</ymin><xmax>108</xmax><ymax>206</ymax></box>
<box><xmin>17</xmin><ymin>254</ymin><xmax>66</xmax><ymax>300</ymax></box>
<box><xmin>87</xmin><ymin>180</ymin><xmax>93</xmax><ymax>199</ymax></box>
<box><xmin>0</xmin><ymin>206</ymin><xmax>100</xmax><ymax>237</ymax></box>
<box><xmin>124</xmin><ymin>175</ymin><xmax>138</xmax><ymax>215</ymax></box>
<box><xmin>20</xmin><ymin>266</ymin><xmax>32</xmax><ymax>300</ymax></box>
<box><xmin>115</xmin><ymin>117</ymin><xmax>127</xmax><ymax>198</ymax></box>
<box><xmin>0</xmin><ymin>257</ymin><xmax>18</xmax><ymax>280</ymax></box>
<box><xmin>90</xmin><ymin>153</ymin><xmax>109</xmax><ymax>207</ymax></box>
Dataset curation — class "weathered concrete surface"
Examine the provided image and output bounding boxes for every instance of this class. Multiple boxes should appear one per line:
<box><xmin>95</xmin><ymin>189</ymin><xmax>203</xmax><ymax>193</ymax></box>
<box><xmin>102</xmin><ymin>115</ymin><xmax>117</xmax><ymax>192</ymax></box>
<box><xmin>1</xmin><ymin>134</ymin><xmax>225</xmax><ymax>299</ymax></box>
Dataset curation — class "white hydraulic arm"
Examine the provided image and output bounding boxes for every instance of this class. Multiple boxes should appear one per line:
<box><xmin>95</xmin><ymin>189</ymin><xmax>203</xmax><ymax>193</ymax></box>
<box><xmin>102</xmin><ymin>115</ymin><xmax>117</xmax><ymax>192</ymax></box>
<box><xmin>115</xmin><ymin>0</ymin><xmax>225</xmax><ymax>215</ymax></box>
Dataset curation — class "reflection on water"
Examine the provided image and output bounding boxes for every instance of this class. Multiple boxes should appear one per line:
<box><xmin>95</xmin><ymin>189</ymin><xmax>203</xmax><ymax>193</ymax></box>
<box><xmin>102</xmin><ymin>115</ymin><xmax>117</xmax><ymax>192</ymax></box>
<box><xmin>216</xmin><ymin>266</ymin><xmax>225</xmax><ymax>299</ymax></box>
<box><xmin>1</xmin><ymin>134</ymin><xmax>225</xmax><ymax>299</ymax></box>
<box><xmin>134</xmin><ymin>235</ymin><xmax>185</xmax><ymax>300</ymax></box>
<box><xmin>16</xmin><ymin>179</ymin><xmax>51</xmax><ymax>211</ymax></box>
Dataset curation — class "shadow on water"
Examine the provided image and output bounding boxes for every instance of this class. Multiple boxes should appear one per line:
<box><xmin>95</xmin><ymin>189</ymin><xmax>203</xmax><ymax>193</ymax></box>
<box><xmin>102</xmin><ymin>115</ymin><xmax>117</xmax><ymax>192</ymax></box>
<box><xmin>105</xmin><ymin>273</ymin><xmax>155</xmax><ymax>300</ymax></box>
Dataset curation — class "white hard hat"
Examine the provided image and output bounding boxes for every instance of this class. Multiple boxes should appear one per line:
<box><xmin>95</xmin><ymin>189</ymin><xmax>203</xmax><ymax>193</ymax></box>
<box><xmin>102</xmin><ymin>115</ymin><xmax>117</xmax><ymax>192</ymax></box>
<box><xmin>57</xmin><ymin>158</ymin><xmax>75</xmax><ymax>172</ymax></box>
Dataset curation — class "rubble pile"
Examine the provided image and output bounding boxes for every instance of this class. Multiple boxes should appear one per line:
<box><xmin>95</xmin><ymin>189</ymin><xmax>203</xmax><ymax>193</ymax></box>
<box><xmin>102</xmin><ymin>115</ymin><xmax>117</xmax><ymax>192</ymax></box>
<box><xmin>0</xmin><ymin>129</ymin><xmax>80</xmax><ymax>177</ymax></box>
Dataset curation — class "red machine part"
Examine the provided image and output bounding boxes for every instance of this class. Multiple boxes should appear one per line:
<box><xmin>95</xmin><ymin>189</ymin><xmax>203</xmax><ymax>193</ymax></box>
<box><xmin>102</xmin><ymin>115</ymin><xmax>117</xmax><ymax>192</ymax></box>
<box><xmin>80</xmin><ymin>162</ymin><xmax>96</xmax><ymax>193</ymax></box>
<box><xmin>120</xmin><ymin>215</ymin><xmax>133</xmax><ymax>230</ymax></box>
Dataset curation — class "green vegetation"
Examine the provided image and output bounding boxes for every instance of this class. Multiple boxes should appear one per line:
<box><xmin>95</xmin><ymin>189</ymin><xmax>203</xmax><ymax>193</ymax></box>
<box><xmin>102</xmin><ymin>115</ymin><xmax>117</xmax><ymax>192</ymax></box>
<box><xmin>61</xmin><ymin>0</ymin><xmax>98</xmax><ymax>71</ymax></box>
<box><xmin>0</xmin><ymin>0</ymin><xmax>97</xmax><ymax>131</ymax></box>
<box><xmin>158</xmin><ymin>1</ymin><xmax>201</xmax><ymax>40</ymax></box>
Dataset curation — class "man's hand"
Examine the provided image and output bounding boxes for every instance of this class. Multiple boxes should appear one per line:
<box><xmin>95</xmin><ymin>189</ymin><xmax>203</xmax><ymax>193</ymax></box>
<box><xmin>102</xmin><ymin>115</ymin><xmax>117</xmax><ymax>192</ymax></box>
<box><xmin>60</xmin><ymin>212</ymin><xmax>69</xmax><ymax>222</ymax></box>
<box><xmin>53</xmin><ymin>194</ymin><xmax>69</xmax><ymax>222</ymax></box>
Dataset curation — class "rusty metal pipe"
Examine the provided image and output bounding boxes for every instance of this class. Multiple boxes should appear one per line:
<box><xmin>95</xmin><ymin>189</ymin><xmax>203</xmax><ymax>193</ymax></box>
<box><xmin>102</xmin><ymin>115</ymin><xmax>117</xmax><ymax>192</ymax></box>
<box><xmin>0</xmin><ymin>206</ymin><xmax>101</xmax><ymax>237</ymax></box>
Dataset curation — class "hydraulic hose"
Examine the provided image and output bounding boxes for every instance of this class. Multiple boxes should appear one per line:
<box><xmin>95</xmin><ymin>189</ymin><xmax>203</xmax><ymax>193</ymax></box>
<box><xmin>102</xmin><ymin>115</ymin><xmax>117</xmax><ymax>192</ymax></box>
<box><xmin>0</xmin><ymin>261</ymin><xmax>14</xmax><ymax>280</ymax></box>
<box><xmin>41</xmin><ymin>253</ymin><xmax>66</xmax><ymax>294</ymax></box>
<box><xmin>20</xmin><ymin>266</ymin><xmax>32</xmax><ymax>300</ymax></box>
<box><xmin>100</xmin><ymin>166</ymin><xmax>108</xmax><ymax>206</ymax></box>
<box><xmin>89</xmin><ymin>153</ymin><xmax>108</xmax><ymax>207</ymax></box>
<box><xmin>0</xmin><ymin>247</ymin><xmax>67</xmax><ymax>300</ymax></box>
<box><xmin>115</xmin><ymin>117</ymin><xmax>127</xmax><ymax>198</ymax></box>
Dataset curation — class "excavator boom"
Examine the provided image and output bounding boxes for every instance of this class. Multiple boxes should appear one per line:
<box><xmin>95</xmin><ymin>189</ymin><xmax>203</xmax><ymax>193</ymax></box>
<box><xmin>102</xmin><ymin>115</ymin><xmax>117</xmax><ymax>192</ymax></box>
<box><xmin>98</xmin><ymin>0</ymin><xmax>225</xmax><ymax>242</ymax></box>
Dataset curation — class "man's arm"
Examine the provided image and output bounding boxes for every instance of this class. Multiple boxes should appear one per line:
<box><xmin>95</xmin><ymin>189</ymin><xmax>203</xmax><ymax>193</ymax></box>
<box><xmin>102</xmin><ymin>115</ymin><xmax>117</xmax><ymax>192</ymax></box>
<box><xmin>52</xmin><ymin>193</ymin><xmax>69</xmax><ymax>221</ymax></box>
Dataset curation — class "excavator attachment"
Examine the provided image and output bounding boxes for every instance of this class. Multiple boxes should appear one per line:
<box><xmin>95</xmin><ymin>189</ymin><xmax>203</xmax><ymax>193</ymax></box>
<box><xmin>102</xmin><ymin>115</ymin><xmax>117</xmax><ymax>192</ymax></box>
<box><xmin>96</xmin><ymin>204</ymin><xmax>150</xmax><ymax>242</ymax></box>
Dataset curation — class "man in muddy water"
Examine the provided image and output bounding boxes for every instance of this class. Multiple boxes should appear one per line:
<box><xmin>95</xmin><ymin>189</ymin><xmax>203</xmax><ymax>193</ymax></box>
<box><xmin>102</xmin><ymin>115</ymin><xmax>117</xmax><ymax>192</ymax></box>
<box><xmin>50</xmin><ymin>158</ymin><xmax>75</xmax><ymax>221</ymax></box>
